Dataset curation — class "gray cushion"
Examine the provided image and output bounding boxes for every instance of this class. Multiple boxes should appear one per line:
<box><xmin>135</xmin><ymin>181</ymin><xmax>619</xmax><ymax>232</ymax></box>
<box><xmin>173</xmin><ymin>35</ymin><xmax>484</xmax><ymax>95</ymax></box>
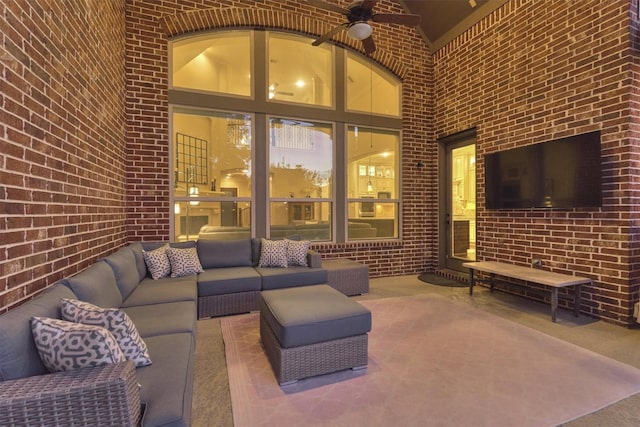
<box><xmin>62</xmin><ymin>261</ymin><xmax>123</xmax><ymax>308</ymax></box>
<box><xmin>0</xmin><ymin>283</ymin><xmax>77</xmax><ymax>381</ymax></box>
<box><xmin>141</xmin><ymin>241</ymin><xmax>196</xmax><ymax>251</ymax></box>
<box><xmin>123</xmin><ymin>301</ymin><xmax>196</xmax><ymax>338</ymax></box>
<box><xmin>197</xmin><ymin>267</ymin><xmax>262</xmax><ymax>297</ymax></box>
<box><xmin>260</xmin><ymin>285</ymin><xmax>371</xmax><ymax>348</ymax></box>
<box><xmin>136</xmin><ymin>332</ymin><xmax>194</xmax><ymax>427</ymax></box>
<box><xmin>122</xmin><ymin>278</ymin><xmax>197</xmax><ymax>308</ymax></box>
<box><xmin>197</xmin><ymin>239</ymin><xmax>252</xmax><ymax>268</ymax></box>
<box><xmin>128</xmin><ymin>242</ymin><xmax>149</xmax><ymax>282</ymax></box>
<box><xmin>257</xmin><ymin>266</ymin><xmax>328</xmax><ymax>290</ymax></box>
<box><xmin>102</xmin><ymin>246</ymin><xmax>140</xmax><ymax>300</ymax></box>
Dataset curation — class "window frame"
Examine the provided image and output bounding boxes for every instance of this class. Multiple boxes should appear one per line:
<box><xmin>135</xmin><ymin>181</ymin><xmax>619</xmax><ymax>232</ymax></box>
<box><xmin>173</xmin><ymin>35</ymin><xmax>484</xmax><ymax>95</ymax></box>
<box><xmin>168</xmin><ymin>29</ymin><xmax>402</xmax><ymax>243</ymax></box>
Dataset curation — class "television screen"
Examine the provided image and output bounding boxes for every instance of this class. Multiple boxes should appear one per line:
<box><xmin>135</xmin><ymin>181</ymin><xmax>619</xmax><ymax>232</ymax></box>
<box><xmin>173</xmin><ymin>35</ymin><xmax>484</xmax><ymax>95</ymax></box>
<box><xmin>485</xmin><ymin>131</ymin><xmax>602</xmax><ymax>209</ymax></box>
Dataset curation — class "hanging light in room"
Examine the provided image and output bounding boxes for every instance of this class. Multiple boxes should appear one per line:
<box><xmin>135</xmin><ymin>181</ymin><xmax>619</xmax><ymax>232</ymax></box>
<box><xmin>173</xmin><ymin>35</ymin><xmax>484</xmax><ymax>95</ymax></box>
<box><xmin>188</xmin><ymin>186</ymin><xmax>200</xmax><ymax>206</ymax></box>
<box><xmin>347</xmin><ymin>22</ymin><xmax>373</xmax><ymax>41</ymax></box>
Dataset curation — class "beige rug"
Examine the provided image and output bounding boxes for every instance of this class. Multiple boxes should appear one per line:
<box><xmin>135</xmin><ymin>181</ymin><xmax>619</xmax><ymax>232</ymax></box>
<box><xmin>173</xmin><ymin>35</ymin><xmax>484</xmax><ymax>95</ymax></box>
<box><xmin>222</xmin><ymin>294</ymin><xmax>640</xmax><ymax>427</ymax></box>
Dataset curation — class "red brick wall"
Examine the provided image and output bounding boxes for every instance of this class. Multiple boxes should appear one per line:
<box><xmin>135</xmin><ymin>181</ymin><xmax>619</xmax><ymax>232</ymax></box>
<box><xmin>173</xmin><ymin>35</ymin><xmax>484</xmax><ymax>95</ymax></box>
<box><xmin>0</xmin><ymin>2</ymin><xmax>128</xmax><ymax>313</ymax></box>
<box><xmin>434</xmin><ymin>0</ymin><xmax>639</xmax><ymax>325</ymax></box>
<box><xmin>124</xmin><ymin>0</ymin><xmax>436</xmax><ymax>278</ymax></box>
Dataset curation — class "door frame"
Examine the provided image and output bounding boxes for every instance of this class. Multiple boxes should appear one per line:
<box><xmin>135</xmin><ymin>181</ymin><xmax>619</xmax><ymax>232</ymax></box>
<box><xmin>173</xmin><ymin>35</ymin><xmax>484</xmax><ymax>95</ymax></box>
<box><xmin>438</xmin><ymin>128</ymin><xmax>477</xmax><ymax>272</ymax></box>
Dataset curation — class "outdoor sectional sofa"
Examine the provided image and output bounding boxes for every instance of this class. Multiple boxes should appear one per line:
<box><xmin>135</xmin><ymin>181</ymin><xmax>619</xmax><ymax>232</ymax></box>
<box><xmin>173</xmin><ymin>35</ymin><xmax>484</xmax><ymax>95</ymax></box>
<box><xmin>0</xmin><ymin>237</ymin><xmax>368</xmax><ymax>426</ymax></box>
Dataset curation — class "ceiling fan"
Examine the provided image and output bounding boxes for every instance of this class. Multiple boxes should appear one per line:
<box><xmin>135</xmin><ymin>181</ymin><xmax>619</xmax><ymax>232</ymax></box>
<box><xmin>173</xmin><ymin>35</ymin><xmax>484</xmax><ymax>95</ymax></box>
<box><xmin>308</xmin><ymin>0</ymin><xmax>421</xmax><ymax>54</ymax></box>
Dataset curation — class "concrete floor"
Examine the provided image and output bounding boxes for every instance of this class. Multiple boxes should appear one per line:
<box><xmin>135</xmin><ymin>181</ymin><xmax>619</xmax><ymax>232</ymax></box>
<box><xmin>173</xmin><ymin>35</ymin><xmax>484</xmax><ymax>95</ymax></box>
<box><xmin>191</xmin><ymin>274</ymin><xmax>640</xmax><ymax>427</ymax></box>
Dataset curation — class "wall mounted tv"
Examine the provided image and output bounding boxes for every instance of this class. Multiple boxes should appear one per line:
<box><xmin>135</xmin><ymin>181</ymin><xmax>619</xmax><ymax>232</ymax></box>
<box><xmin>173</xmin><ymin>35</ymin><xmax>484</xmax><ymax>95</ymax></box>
<box><xmin>484</xmin><ymin>131</ymin><xmax>602</xmax><ymax>209</ymax></box>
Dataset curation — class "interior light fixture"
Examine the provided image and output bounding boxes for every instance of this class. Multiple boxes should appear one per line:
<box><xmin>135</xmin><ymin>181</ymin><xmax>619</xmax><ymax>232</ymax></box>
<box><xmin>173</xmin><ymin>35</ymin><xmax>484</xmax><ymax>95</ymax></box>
<box><xmin>189</xmin><ymin>186</ymin><xmax>200</xmax><ymax>206</ymax></box>
<box><xmin>347</xmin><ymin>22</ymin><xmax>373</xmax><ymax>41</ymax></box>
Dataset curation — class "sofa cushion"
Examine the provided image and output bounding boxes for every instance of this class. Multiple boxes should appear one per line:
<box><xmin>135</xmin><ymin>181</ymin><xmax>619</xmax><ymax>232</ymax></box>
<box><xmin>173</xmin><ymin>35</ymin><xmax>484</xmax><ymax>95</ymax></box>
<box><xmin>31</xmin><ymin>317</ymin><xmax>126</xmax><ymax>373</ymax></box>
<box><xmin>287</xmin><ymin>239</ymin><xmax>311</xmax><ymax>266</ymax></box>
<box><xmin>143</xmin><ymin>244</ymin><xmax>172</xmax><ymax>280</ymax></box>
<box><xmin>258</xmin><ymin>238</ymin><xmax>288</xmax><ymax>268</ymax></box>
<box><xmin>61</xmin><ymin>299</ymin><xmax>151</xmax><ymax>367</ymax></box>
<box><xmin>102</xmin><ymin>246</ymin><xmax>140</xmax><ymax>300</ymax></box>
<box><xmin>141</xmin><ymin>241</ymin><xmax>196</xmax><ymax>251</ymax></box>
<box><xmin>167</xmin><ymin>247</ymin><xmax>204</xmax><ymax>278</ymax></box>
<box><xmin>123</xmin><ymin>301</ymin><xmax>196</xmax><ymax>338</ymax></box>
<box><xmin>197</xmin><ymin>267</ymin><xmax>262</xmax><ymax>297</ymax></box>
<box><xmin>197</xmin><ymin>239</ymin><xmax>252</xmax><ymax>268</ymax></box>
<box><xmin>0</xmin><ymin>284</ymin><xmax>76</xmax><ymax>381</ymax></box>
<box><xmin>128</xmin><ymin>242</ymin><xmax>149</xmax><ymax>282</ymax></box>
<box><xmin>257</xmin><ymin>266</ymin><xmax>328</xmax><ymax>290</ymax></box>
<box><xmin>63</xmin><ymin>261</ymin><xmax>123</xmax><ymax>308</ymax></box>
<box><xmin>136</xmin><ymin>332</ymin><xmax>194</xmax><ymax>427</ymax></box>
<box><xmin>122</xmin><ymin>277</ymin><xmax>197</xmax><ymax>308</ymax></box>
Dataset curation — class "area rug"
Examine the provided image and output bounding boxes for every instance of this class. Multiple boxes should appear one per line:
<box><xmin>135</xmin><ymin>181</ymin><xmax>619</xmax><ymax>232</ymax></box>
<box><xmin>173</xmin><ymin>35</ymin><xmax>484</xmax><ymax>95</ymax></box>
<box><xmin>417</xmin><ymin>272</ymin><xmax>467</xmax><ymax>287</ymax></box>
<box><xmin>222</xmin><ymin>294</ymin><xmax>640</xmax><ymax>427</ymax></box>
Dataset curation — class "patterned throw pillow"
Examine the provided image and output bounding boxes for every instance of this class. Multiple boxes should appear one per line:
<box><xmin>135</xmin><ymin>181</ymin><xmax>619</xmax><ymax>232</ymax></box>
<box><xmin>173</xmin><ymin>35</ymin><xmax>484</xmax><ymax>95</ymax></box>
<box><xmin>166</xmin><ymin>247</ymin><xmax>204</xmax><ymax>277</ymax></box>
<box><xmin>143</xmin><ymin>244</ymin><xmax>171</xmax><ymax>280</ymax></box>
<box><xmin>287</xmin><ymin>239</ymin><xmax>311</xmax><ymax>266</ymax></box>
<box><xmin>258</xmin><ymin>238</ymin><xmax>289</xmax><ymax>268</ymax></box>
<box><xmin>61</xmin><ymin>299</ymin><xmax>152</xmax><ymax>367</ymax></box>
<box><xmin>31</xmin><ymin>317</ymin><xmax>126</xmax><ymax>373</ymax></box>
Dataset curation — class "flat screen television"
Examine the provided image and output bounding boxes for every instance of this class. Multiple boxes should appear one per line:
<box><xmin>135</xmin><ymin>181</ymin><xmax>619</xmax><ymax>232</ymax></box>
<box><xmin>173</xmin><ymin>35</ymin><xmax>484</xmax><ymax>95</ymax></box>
<box><xmin>485</xmin><ymin>131</ymin><xmax>602</xmax><ymax>209</ymax></box>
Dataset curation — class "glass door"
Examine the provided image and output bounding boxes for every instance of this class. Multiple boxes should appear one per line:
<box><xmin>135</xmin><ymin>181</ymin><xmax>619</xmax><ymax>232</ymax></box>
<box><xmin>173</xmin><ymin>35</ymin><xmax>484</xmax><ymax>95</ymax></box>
<box><xmin>441</xmin><ymin>132</ymin><xmax>476</xmax><ymax>272</ymax></box>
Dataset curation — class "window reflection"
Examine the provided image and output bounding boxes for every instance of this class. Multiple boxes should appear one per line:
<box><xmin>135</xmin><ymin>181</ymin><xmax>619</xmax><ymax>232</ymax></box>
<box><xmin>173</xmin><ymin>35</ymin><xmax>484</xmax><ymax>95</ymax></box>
<box><xmin>267</xmin><ymin>33</ymin><xmax>333</xmax><ymax>107</ymax></box>
<box><xmin>171</xmin><ymin>31</ymin><xmax>251</xmax><ymax>97</ymax></box>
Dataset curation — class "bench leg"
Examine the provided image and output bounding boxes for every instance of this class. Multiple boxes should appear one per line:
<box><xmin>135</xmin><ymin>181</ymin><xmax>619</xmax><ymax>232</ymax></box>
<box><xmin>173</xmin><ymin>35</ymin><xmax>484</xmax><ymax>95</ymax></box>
<box><xmin>469</xmin><ymin>269</ymin><xmax>475</xmax><ymax>295</ymax></box>
<box><xmin>551</xmin><ymin>288</ymin><xmax>558</xmax><ymax>322</ymax></box>
<box><xmin>574</xmin><ymin>284</ymin><xmax>582</xmax><ymax>317</ymax></box>
<box><xmin>490</xmin><ymin>273</ymin><xmax>495</xmax><ymax>293</ymax></box>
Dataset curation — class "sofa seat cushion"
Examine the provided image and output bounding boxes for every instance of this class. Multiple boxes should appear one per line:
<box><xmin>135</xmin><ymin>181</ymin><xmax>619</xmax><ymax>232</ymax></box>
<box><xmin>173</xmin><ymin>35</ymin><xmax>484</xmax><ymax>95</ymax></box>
<box><xmin>257</xmin><ymin>266</ymin><xmax>328</xmax><ymax>290</ymax></box>
<box><xmin>0</xmin><ymin>284</ymin><xmax>77</xmax><ymax>381</ymax></box>
<box><xmin>123</xmin><ymin>301</ymin><xmax>196</xmax><ymax>338</ymax></box>
<box><xmin>197</xmin><ymin>267</ymin><xmax>262</xmax><ymax>297</ymax></box>
<box><xmin>122</xmin><ymin>278</ymin><xmax>197</xmax><ymax>308</ymax></box>
<box><xmin>136</xmin><ymin>332</ymin><xmax>194</xmax><ymax>427</ymax></box>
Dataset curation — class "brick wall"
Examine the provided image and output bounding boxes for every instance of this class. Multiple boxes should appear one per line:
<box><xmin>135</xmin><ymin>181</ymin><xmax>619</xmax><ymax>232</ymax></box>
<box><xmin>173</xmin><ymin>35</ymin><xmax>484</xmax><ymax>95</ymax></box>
<box><xmin>0</xmin><ymin>2</ymin><xmax>128</xmax><ymax>313</ymax></box>
<box><xmin>434</xmin><ymin>0</ymin><xmax>639</xmax><ymax>325</ymax></box>
<box><xmin>124</xmin><ymin>0</ymin><xmax>436</xmax><ymax>279</ymax></box>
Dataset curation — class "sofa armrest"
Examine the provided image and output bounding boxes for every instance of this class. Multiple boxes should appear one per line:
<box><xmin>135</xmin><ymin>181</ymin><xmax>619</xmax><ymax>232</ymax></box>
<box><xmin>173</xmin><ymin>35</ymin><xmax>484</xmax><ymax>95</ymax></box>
<box><xmin>307</xmin><ymin>250</ymin><xmax>322</xmax><ymax>268</ymax></box>
<box><xmin>0</xmin><ymin>361</ymin><xmax>141</xmax><ymax>427</ymax></box>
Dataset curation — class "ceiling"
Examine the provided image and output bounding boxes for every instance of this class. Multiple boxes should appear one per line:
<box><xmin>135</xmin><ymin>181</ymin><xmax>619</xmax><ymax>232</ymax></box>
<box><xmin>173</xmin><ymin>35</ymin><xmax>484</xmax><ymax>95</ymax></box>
<box><xmin>399</xmin><ymin>0</ymin><xmax>508</xmax><ymax>51</ymax></box>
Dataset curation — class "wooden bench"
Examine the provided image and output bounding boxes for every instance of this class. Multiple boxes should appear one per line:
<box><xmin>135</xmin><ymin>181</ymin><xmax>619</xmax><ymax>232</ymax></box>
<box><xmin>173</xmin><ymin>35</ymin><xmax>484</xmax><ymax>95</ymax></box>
<box><xmin>462</xmin><ymin>261</ymin><xmax>592</xmax><ymax>322</ymax></box>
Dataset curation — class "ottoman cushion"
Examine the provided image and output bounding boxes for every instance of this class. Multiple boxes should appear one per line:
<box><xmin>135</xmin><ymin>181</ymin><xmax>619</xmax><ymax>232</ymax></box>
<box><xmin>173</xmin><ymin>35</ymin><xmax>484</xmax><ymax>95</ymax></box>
<box><xmin>260</xmin><ymin>285</ymin><xmax>371</xmax><ymax>348</ymax></box>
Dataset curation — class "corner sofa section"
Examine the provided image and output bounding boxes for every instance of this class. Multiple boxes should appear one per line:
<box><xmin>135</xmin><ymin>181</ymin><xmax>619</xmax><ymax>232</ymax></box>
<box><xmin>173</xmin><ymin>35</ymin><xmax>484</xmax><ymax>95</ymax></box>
<box><xmin>0</xmin><ymin>243</ymin><xmax>197</xmax><ymax>427</ymax></box>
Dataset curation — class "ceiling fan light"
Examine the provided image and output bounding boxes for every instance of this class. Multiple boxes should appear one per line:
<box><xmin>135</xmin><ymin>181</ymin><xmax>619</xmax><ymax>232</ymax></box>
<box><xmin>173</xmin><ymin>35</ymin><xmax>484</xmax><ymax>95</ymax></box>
<box><xmin>347</xmin><ymin>22</ymin><xmax>372</xmax><ymax>40</ymax></box>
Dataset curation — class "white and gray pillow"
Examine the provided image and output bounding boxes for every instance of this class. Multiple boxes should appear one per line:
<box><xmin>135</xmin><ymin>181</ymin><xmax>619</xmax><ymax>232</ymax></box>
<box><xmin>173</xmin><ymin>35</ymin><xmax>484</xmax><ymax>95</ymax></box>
<box><xmin>166</xmin><ymin>246</ymin><xmax>204</xmax><ymax>277</ymax></box>
<box><xmin>142</xmin><ymin>244</ymin><xmax>171</xmax><ymax>280</ymax></box>
<box><xmin>31</xmin><ymin>316</ymin><xmax>126</xmax><ymax>373</ymax></box>
<box><xmin>60</xmin><ymin>298</ymin><xmax>151</xmax><ymax>367</ymax></box>
<box><xmin>287</xmin><ymin>239</ymin><xmax>311</xmax><ymax>266</ymax></box>
<box><xmin>258</xmin><ymin>238</ymin><xmax>289</xmax><ymax>268</ymax></box>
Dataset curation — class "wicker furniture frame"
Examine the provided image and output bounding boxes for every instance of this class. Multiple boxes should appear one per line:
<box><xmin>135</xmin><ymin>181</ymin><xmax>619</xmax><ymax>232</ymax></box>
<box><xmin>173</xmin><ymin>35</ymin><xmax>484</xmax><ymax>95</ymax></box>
<box><xmin>0</xmin><ymin>361</ymin><xmax>141</xmax><ymax>427</ymax></box>
<box><xmin>198</xmin><ymin>290</ymin><xmax>261</xmax><ymax>318</ymax></box>
<box><xmin>323</xmin><ymin>259</ymin><xmax>369</xmax><ymax>295</ymax></box>
<box><xmin>260</xmin><ymin>309</ymin><xmax>368</xmax><ymax>385</ymax></box>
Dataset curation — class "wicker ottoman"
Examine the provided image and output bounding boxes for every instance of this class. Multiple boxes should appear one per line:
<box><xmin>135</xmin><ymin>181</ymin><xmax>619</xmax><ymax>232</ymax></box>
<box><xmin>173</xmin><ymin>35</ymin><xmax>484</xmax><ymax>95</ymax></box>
<box><xmin>259</xmin><ymin>285</ymin><xmax>372</xmax><ymax>385</ymax></box>
<box><xmin>323</xmin><ymin>259</ymin><xmax>369</xmax><ymax>296</ymax></box>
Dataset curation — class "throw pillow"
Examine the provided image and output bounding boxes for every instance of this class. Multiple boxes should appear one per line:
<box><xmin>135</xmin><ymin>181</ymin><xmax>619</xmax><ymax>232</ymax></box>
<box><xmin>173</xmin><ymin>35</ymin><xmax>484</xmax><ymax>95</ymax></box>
<box><xmin>60</xmin><ymin>299</ymin><xmax>152</xmax><ymax>367</ymax></box>
<box><xmin>143</xmin><ymin>244</ymin><xmax>171</xmax><ymax>280</ymax></box>
<box><xmin>258</xmin><ymin>238</ymin><xmax>289</xmax><ymax>268</ymax></box>
<box><xmin>31</xmin><ymin>316</ymin><xmax>126</xmax><ymax>373</ymax></box>
<box><xmin>166</xmin><ymin>246</ymin><xmax>204</xmax><ymax>277</ymax></box>
<box><xmin>287</xmin><ymin>239</ymin><xmax>311</xmax><ymax>266</ymax></box>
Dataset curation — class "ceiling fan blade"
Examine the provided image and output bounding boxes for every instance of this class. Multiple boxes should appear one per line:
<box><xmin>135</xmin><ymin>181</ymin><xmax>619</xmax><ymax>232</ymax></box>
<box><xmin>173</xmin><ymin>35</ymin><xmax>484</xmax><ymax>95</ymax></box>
<box><xmin>360</xmin><ymin>1</ymin><xmax>377</xmax><ymax>12</ymax></box>
<box><xmin>362</xmin><ymin>36</ymin><xmax>376</xmax><ymax>54</ymax></box>
<box><xmin>312</xmin><ymin>22</ymin><xmax>349</xmax><ymax>46</ymax></box>
<box><xmin>307</xmin><ymin>0</ymin><xmax>351</xmax><ymax>16</ymax></box>
<box><xmin>372</xmin><ymin>13</ymin><xmax>421</xmax><ymax>26</ymax></box>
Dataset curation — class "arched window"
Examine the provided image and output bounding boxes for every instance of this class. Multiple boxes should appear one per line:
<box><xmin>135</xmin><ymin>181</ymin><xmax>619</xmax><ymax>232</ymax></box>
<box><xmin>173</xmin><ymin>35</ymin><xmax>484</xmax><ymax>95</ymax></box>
<box><xmin>170</xmin><ymin>30</ymin><xmax>402</xmax><ymax>242</ymax></box>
